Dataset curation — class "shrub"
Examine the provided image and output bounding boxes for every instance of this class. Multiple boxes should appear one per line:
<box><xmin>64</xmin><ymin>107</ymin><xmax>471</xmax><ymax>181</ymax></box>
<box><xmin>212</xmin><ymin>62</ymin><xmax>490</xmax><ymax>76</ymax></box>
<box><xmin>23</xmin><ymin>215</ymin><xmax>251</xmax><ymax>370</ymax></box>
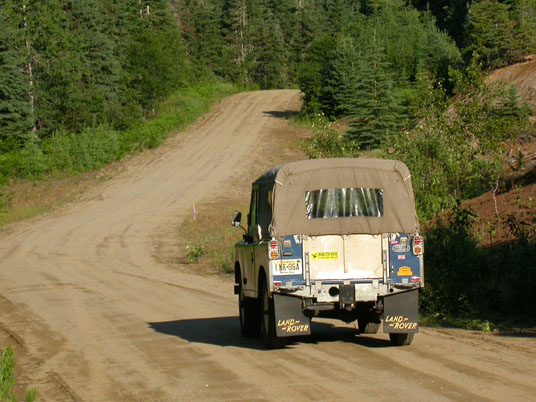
<box><xmin>422</xmin><ymin>204</ymin><xmax>536</xmax><ymax>320</ymax></box>
<box><xmin>302</xmin><ymin>115</ymin><xmax>353</xmax><ymax>159</ymax></box>
<box><xmin>186</xmin><ymin>243</ymin><xmax>205</xmax><ymax>263</ymax></box>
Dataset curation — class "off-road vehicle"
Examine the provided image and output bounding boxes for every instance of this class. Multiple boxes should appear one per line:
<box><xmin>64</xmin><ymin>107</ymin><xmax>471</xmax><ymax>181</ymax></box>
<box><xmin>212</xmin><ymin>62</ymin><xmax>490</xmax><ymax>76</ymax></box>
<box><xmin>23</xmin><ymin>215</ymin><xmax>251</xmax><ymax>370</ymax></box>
<box><xmin>232</xmin><ymin>158</ymin><xmax>423</xmax><ymax>348</ymax></box>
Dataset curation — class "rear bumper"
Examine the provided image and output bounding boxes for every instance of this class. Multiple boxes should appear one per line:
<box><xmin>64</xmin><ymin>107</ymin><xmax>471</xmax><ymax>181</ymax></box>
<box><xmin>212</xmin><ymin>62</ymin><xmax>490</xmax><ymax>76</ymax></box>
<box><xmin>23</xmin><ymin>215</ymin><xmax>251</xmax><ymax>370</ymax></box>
<box><xmin>274</xmin><ymin>280</ymin><xmax>420</xmax><ymax>303</ymax></box>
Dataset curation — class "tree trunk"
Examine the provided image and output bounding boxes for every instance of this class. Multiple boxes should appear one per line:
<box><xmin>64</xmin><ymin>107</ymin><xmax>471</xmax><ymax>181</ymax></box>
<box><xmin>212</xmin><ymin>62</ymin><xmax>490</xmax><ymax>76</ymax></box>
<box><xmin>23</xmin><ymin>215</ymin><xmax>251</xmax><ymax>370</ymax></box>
<box><xmin>22</xmin><ymin>1</ymin><xmax>36</xmax><ymax>135</ymax></box>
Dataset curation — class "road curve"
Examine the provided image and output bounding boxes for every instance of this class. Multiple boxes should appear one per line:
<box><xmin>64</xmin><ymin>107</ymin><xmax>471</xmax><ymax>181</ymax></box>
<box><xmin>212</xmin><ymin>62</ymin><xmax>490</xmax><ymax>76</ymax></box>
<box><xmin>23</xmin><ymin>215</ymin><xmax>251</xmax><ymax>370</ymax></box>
<box><xmin>1</xmin><ymin>90</ymin><xmax>535</xmax><ymax>401</ymax></box>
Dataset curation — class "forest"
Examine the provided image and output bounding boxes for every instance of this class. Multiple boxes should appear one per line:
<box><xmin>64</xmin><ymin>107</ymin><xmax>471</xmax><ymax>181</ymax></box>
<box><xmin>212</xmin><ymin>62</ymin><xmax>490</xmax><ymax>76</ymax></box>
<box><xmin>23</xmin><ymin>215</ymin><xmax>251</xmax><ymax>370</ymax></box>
<box><xmin>2</xmin><ymin>0</ymin><xmax>535</xmax><ymax>160</ymax></box>
<box><xmin>1</xmin><ymin>0</ymin><xmax>535</xmax><ymax>325</ymax></box>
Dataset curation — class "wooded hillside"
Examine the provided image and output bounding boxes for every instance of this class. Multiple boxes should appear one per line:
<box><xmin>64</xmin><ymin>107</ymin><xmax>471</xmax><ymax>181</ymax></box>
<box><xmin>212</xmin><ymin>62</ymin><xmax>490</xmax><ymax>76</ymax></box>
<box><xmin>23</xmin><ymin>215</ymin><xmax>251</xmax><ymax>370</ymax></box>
<box><xmin>1</xmin><ymin>0</ymin><xmax>190</xmax><ymax>150</ymax></box>
<box><xmin>2</xmin><ymin>0</ymin><xmax>535</xmax><ymax>154</ymax></box>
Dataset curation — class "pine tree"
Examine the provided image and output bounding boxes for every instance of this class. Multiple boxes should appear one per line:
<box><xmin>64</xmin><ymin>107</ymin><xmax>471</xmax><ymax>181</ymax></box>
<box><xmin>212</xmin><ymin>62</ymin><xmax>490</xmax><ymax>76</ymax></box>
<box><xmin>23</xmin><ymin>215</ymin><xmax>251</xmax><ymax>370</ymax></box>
<box><xmin>188</xmin><ymin>0</ymin><xmax>231</xmax><ymax>79</ymax></box>
<box><xmin>513</xmin><ymin>0</ymin><xmax>536</xmax><ymax>57</ymax></box>
<box><xmin>123</xmin><ymin>0</ymin><xmax>190</xmax><ymax>112</ymax></box>
<box><xmin>324</xmin><ymin>36</ymin><xmax>360</xmax><ymax>117</ymax></box>
<box><xmin>0</xmin><ymin>0</ymin><xmax>33</xmax><ymax>151</ymax></box>
<box><xmin>289</xmin><ymin>0</ymin><xmax>322</xmax><ymax>75</ymax></box>
<box><xmin>410</xmin><ymin>0</ymin><xmax>468</xmax><ymax>47</ymax></box>
<box><xmin>343</xmin><ymin>31</ymin><xmax>404</xmax><ymax>149</ymax></box>
<box><xmin>374</xmin><ymin>3</ymin><xmax>460</xmax><ymax>83</ymax></box>
<box><xmin>223</xmin><ymin>0</ymin><xmax>252</xmax><ymax>82</ymax></box>
<box><xmin>464</xmin><ymin>0</ymin><xmax>517</xmax><ymax>68</ymax></box>
<box><xmin>268</xmin><ymin>0</ymin><xmax>304</xmax><ymax>82</ymax></box>
<box><xmin>297</xmin><ymin>35</ymin><xmax>337</xmax><ymax>113</ymax></box>
<box><xmin>248</xmin><ymin>1</ymin><xmax>289</xmax><ymax>88</ymax></box>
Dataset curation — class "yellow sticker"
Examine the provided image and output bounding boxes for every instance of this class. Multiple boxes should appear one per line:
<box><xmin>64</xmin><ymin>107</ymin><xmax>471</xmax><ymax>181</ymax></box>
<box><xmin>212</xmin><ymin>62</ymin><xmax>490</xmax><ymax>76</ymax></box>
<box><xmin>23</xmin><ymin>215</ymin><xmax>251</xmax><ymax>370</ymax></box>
<box><xmin>397</xmin><ymin>266</ymin><xmax>414</xmax><ymax>276</ymax></box>
<box><xmin>311</xmin><ymin>251</ymin><xmax>338</xmax><ymax>260</ymax></box>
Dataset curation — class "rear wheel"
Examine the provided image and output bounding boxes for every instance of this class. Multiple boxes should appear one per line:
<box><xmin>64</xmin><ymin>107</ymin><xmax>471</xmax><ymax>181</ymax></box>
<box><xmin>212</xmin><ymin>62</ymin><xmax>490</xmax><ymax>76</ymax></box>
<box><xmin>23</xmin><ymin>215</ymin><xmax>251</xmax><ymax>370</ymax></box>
<box><xmin>389</xmin><ymin>333</ymin><xmax>414</xmax><ymax>346</ymax></box>
<box><xmin>238</xmin><ymin>271</ymin><xmax>260</xmax><ymax>337</ymax></box>
<box><xmin>260</xmin><ymin>277</ymin><xmax>286</xmax><ymax>349</ymax></box>
<box><xmin>358</xmin><ymin>319</ymin><xmax>380</xmax><ymax>334</ymax></box>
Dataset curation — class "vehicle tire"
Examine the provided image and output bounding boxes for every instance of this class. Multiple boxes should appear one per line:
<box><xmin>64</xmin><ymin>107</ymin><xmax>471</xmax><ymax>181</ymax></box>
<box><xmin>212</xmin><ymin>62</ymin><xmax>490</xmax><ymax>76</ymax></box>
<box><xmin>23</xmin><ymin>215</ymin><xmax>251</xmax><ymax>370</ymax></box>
<box><xmin>389</xmin><ymin>333</ymin><xmax>414</xmax><ymax>346</ymax></box>
<box><xmin>358</xmin><ymin>319</ymin><xmax>380</xmax><ymax>334</ymax></box>
<box><xmin>260</xmin><ymin>277</ymin><xmax>286</xmax><ymax>349</ymax></box>
<box><xmin>238</xmin><ymin>271</ymin><xmax>260</xmax><ymax>337</ymax></box>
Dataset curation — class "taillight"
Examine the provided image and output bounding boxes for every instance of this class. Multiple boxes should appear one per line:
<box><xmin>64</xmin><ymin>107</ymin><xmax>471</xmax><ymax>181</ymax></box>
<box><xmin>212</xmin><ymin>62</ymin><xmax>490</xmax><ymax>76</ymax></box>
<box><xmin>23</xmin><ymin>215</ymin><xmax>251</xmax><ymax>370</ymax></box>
<box><xmin>412</xmin><ymin>235</ymin><xmax>424</xmax><ymax>256</ymax></box>
<box><xmin>268</xmin><ymin>239</ymin><xmax>280</xmax><ymax>260</ymax></box>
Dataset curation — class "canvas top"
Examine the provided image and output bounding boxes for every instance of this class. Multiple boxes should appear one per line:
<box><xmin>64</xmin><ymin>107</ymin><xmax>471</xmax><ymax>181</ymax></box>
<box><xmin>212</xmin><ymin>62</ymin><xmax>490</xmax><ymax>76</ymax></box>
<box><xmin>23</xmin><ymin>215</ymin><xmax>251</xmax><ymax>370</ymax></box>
<box><xmin>253</xmin><ymin>158</ymin><xmax>419</xmax><ymax>237</ymax></box>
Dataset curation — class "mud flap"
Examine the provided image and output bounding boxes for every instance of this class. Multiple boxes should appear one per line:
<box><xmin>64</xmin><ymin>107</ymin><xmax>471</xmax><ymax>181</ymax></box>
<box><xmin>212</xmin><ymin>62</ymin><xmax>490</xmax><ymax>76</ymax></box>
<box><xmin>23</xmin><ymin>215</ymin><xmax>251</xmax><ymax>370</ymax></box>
<box><xmin>273</xmin><ymin>294</ymin><xmax>311</xmax><ymax>337</ymax></box>
<box><xmin>382</xmin><ymin>289</ymin><xmax>419</xmax><ymax>334</ymax></box>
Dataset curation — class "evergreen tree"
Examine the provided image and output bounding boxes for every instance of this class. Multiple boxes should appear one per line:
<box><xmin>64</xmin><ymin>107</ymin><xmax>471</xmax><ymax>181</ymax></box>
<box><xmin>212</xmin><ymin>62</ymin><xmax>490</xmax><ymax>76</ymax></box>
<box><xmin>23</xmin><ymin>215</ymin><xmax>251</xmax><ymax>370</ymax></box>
<box><xmin>297</xmin><ymin>35</ymin><xmax>337</xmax><ymax>113</ymax></box>
<box><xmin>187</xmin><ymin>0</ymin><xmax>231</xmax><ymax>79</ymax></box>
<box><xmin>343</xmin><ymin>31</ymin><xmax>404</xmax><ymax>149</ymax></box>
<box><xmin>513</xmin><ymin>0</ymin><xmax>536</xmax><ymax>57</ymax></box>
<box><xmin>248</xmin><ymin>0</ymin><xmax>289</xmax><ymax>88</ymax></box>
<box><xmin>127</xmin><ymin>0</ymin><xmax>190</xmax><ymax>112</ymax></box>
<box><xmin>268</xmin><ymin>0</ymin><xmax>304</xmax><ymax>82</ymax></box>
<box><xmin>288</xmin><ymin>0</ymin><xmax>322</xmax><ymax>75</ymax></box>
<box><xmin>251</xmin><ymin>16</ymin><xmax>288</xmax><ymax>88</ymax></box>
<box><xmin>324</xmin><ymin>36</ymin><xmax>360</xmax><ymax>117</ymax></box>
<box><xmin>464</xmin><ymin>0</ymin><xmax>517</xmax><ymax>68</ymax></box>
<box><xmin>373</xmin><ymin>3</ymin><xmax>461</xmax><ymax>82</ymax></box>
<box><xmin>0</xmin><ymin>0</ymin><xmax>34</xmax><ymax>151</ymax></box>
<box><xmin>223</xmin><ymin>0</ymin><xmax>252</xmax><ymax>82</ymax></box>
<box><xmin>410</xmin><ymin>0</ymin><xmax>468</xmax><ymax>47</ymax></box>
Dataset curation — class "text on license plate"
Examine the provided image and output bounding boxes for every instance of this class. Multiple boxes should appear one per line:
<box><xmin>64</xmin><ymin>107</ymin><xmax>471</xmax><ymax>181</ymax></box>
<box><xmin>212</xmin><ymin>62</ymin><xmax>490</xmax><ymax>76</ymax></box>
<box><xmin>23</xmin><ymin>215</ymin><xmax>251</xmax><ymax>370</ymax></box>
<box><xmin>273</xmin><ymin>259</ymin><xmax>302</xmax><ymax>275</ymax></box>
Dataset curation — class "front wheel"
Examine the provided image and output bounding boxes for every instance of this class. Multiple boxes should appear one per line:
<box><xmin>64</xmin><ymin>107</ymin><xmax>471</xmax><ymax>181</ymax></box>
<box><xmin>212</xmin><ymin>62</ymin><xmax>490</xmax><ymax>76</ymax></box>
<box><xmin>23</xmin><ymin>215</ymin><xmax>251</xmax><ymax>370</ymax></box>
<box><xmin>389</xmin><ymin>333</ymin><xmax>414</xmax><ymax>346</ymax></box>
<box><xmin>260</xmin><ymin>277</ymin><xmax>286</xmax><ymax>349</ymax></box>
<box><xmin>238</xmin><ymin>271</ymin><xmax>260</xmax><ymax>337</ymax></box>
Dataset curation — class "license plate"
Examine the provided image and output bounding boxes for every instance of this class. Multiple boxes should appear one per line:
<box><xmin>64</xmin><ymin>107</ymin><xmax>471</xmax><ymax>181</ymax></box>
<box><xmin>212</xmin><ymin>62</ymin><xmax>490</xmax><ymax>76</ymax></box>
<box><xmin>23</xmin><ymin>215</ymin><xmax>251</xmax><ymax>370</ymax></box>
<box><xmin>273</xmin><ymin>259</ymin><xmax>302</xmax><ymax>275</ymax></box>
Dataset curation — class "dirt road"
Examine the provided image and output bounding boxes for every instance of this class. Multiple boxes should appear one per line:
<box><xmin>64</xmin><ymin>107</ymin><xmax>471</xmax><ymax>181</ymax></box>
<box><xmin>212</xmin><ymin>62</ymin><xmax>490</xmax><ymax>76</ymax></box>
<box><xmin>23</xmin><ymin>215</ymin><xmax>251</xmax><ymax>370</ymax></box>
<box><xmin>1</xmin><ymin>90</ymin><xmax>535</xmax><ymax>401</ymax></box>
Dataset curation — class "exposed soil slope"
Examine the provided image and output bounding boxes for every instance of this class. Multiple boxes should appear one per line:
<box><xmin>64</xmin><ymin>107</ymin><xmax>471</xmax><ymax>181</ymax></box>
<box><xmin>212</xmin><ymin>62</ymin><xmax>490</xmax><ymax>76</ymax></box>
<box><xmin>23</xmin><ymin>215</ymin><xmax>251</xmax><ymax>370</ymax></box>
<box><xmin>464</xmin><ymin>58</ymin><xmax>536</xmax><ymax>245</ymax></box>
<box><xmin>488</xmin><ymin>55</ymin><xmax>536</xmax><ymax>109</ymax></box>
<box><xmin>0</xmin><ymin>90</ymin><xmax>535</xmax><ymax>401</ymax></box>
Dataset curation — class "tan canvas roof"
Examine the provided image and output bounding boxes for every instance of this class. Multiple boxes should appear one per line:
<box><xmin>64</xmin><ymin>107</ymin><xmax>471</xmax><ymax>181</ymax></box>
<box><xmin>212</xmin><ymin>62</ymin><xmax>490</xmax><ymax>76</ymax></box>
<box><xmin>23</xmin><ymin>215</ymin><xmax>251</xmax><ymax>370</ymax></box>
<box><xmin>256</xmin><ymin>158</ymin><xmax>419</xmax><ymax>237</ymax></box>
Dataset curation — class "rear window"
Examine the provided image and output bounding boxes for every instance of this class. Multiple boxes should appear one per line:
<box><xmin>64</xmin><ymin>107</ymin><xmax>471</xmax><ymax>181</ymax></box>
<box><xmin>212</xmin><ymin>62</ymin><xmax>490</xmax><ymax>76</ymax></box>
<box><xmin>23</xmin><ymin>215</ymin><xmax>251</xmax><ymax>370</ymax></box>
<box><xmin>305</xmin><ymin>188</ymin><xmax>384</xmax><ymax>219</ymax></box>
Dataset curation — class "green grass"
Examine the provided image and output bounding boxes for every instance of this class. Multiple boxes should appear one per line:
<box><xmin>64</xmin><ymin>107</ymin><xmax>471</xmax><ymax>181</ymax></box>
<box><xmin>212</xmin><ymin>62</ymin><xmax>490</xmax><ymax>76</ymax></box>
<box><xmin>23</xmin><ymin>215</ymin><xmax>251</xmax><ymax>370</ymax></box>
<box><xmin>0</xmin><ymin>81</ymin><xmax>240</xmax><ymax>184</ymax></box>
<box><xmin>1</xmin><ymin>346</ymin><xmax>36</xmax><ymax>402</ymax></box>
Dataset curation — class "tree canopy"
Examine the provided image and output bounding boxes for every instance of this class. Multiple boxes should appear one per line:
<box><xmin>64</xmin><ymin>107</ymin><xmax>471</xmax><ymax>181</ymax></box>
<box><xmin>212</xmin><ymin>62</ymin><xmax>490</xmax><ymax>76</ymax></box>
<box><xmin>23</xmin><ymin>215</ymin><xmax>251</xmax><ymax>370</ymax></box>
<box><xmin>1</xmin><ymin>0</ymin><xmax>534</xmax><ymax>154</ymax></box>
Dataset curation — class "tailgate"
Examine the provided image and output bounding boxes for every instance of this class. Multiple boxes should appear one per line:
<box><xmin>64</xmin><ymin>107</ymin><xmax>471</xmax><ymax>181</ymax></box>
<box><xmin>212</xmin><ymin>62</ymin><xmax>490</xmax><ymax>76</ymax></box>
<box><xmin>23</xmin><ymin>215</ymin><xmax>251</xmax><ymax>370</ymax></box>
<box><xmin>303</xmin><ymin>234</ymin><xmax>385</xmax><ymax>280</ymax></box>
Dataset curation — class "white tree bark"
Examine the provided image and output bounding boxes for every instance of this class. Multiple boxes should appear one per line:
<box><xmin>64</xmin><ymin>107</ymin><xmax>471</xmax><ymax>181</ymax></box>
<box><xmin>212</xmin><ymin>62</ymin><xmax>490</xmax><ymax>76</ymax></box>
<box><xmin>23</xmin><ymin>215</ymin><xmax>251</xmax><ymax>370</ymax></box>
<box><xmin>22</xmin><ymin>1</ymin><xmax>36</xmax><ymax>134</ymax></box>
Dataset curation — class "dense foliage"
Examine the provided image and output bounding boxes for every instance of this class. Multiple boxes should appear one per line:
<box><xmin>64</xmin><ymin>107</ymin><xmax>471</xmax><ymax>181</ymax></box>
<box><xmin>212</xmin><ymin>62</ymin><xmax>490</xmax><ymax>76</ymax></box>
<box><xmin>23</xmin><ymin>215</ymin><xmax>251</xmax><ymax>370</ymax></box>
<box><xmin>2</xmin><ymin>0</ymin><xmax>534</xmax><ymax>156</ymax></box>
<box><xmin>1</xmin><ymin>0</ymin><xmax>191</xmax><ymax>150</ymax></box>
<box><xmin>422</xmin><ymin>202</ymin><xmax>536</xmax><ymax>322</ymax></box>
<box><xmin>289</xmin><ymin>1</ymin><xmax>536</xmax><ymax>325</ymax></box>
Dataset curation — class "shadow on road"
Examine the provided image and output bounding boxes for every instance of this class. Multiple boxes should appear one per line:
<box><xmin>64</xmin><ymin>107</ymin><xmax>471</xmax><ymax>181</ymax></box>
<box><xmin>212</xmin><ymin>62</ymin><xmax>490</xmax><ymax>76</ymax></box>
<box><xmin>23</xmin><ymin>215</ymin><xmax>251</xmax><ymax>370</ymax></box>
<box><xmin>149</xmin><ymin>316</ymin><xmax>265</xmax><ymax>350</ymax></box>
<box><xmin>263</xmin><ymin>110</ymin><xmax>299</xmax><ymax>119</ymax></box>
<box><xmin>148</xmin><ymin>316</ymin><xmax>392</xmax><ymax>350</ymax></box>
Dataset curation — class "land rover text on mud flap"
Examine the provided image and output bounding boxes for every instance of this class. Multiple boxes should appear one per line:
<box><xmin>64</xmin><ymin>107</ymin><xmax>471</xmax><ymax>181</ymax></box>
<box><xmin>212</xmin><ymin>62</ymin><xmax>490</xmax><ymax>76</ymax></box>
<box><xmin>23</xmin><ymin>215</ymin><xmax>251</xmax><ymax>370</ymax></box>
<box><xmin>232</xmin><ymin>158</ymin><xmax>424</xmax><ymax>348</ymax></box>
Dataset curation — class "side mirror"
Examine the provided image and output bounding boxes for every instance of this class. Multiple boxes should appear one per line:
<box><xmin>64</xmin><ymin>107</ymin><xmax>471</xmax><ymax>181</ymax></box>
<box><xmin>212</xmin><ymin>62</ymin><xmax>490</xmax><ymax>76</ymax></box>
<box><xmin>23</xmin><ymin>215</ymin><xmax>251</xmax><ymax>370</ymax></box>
<box><xmin>231</xmin><ymin>211</ymin><xmax>242</xmax><ymax>227</ymax></box>
<box><xmin>232</xmin><ymin>211</ymin><xmax>247</xmax><ymax>233</ymax></box>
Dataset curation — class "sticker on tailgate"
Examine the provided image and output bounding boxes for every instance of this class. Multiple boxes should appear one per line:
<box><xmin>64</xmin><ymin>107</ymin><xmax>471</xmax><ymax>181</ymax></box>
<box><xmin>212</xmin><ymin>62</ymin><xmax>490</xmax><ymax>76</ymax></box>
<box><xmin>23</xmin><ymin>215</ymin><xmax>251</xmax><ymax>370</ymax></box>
<box><xmin>273</xmin><ymin>259</ymin><xmax>302</xmax><ymax>275</ymax></box>
<box><xmin>311</xmin><ymin>252</ymin><xmax>338</xmax><ymax>260</ymax></box>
